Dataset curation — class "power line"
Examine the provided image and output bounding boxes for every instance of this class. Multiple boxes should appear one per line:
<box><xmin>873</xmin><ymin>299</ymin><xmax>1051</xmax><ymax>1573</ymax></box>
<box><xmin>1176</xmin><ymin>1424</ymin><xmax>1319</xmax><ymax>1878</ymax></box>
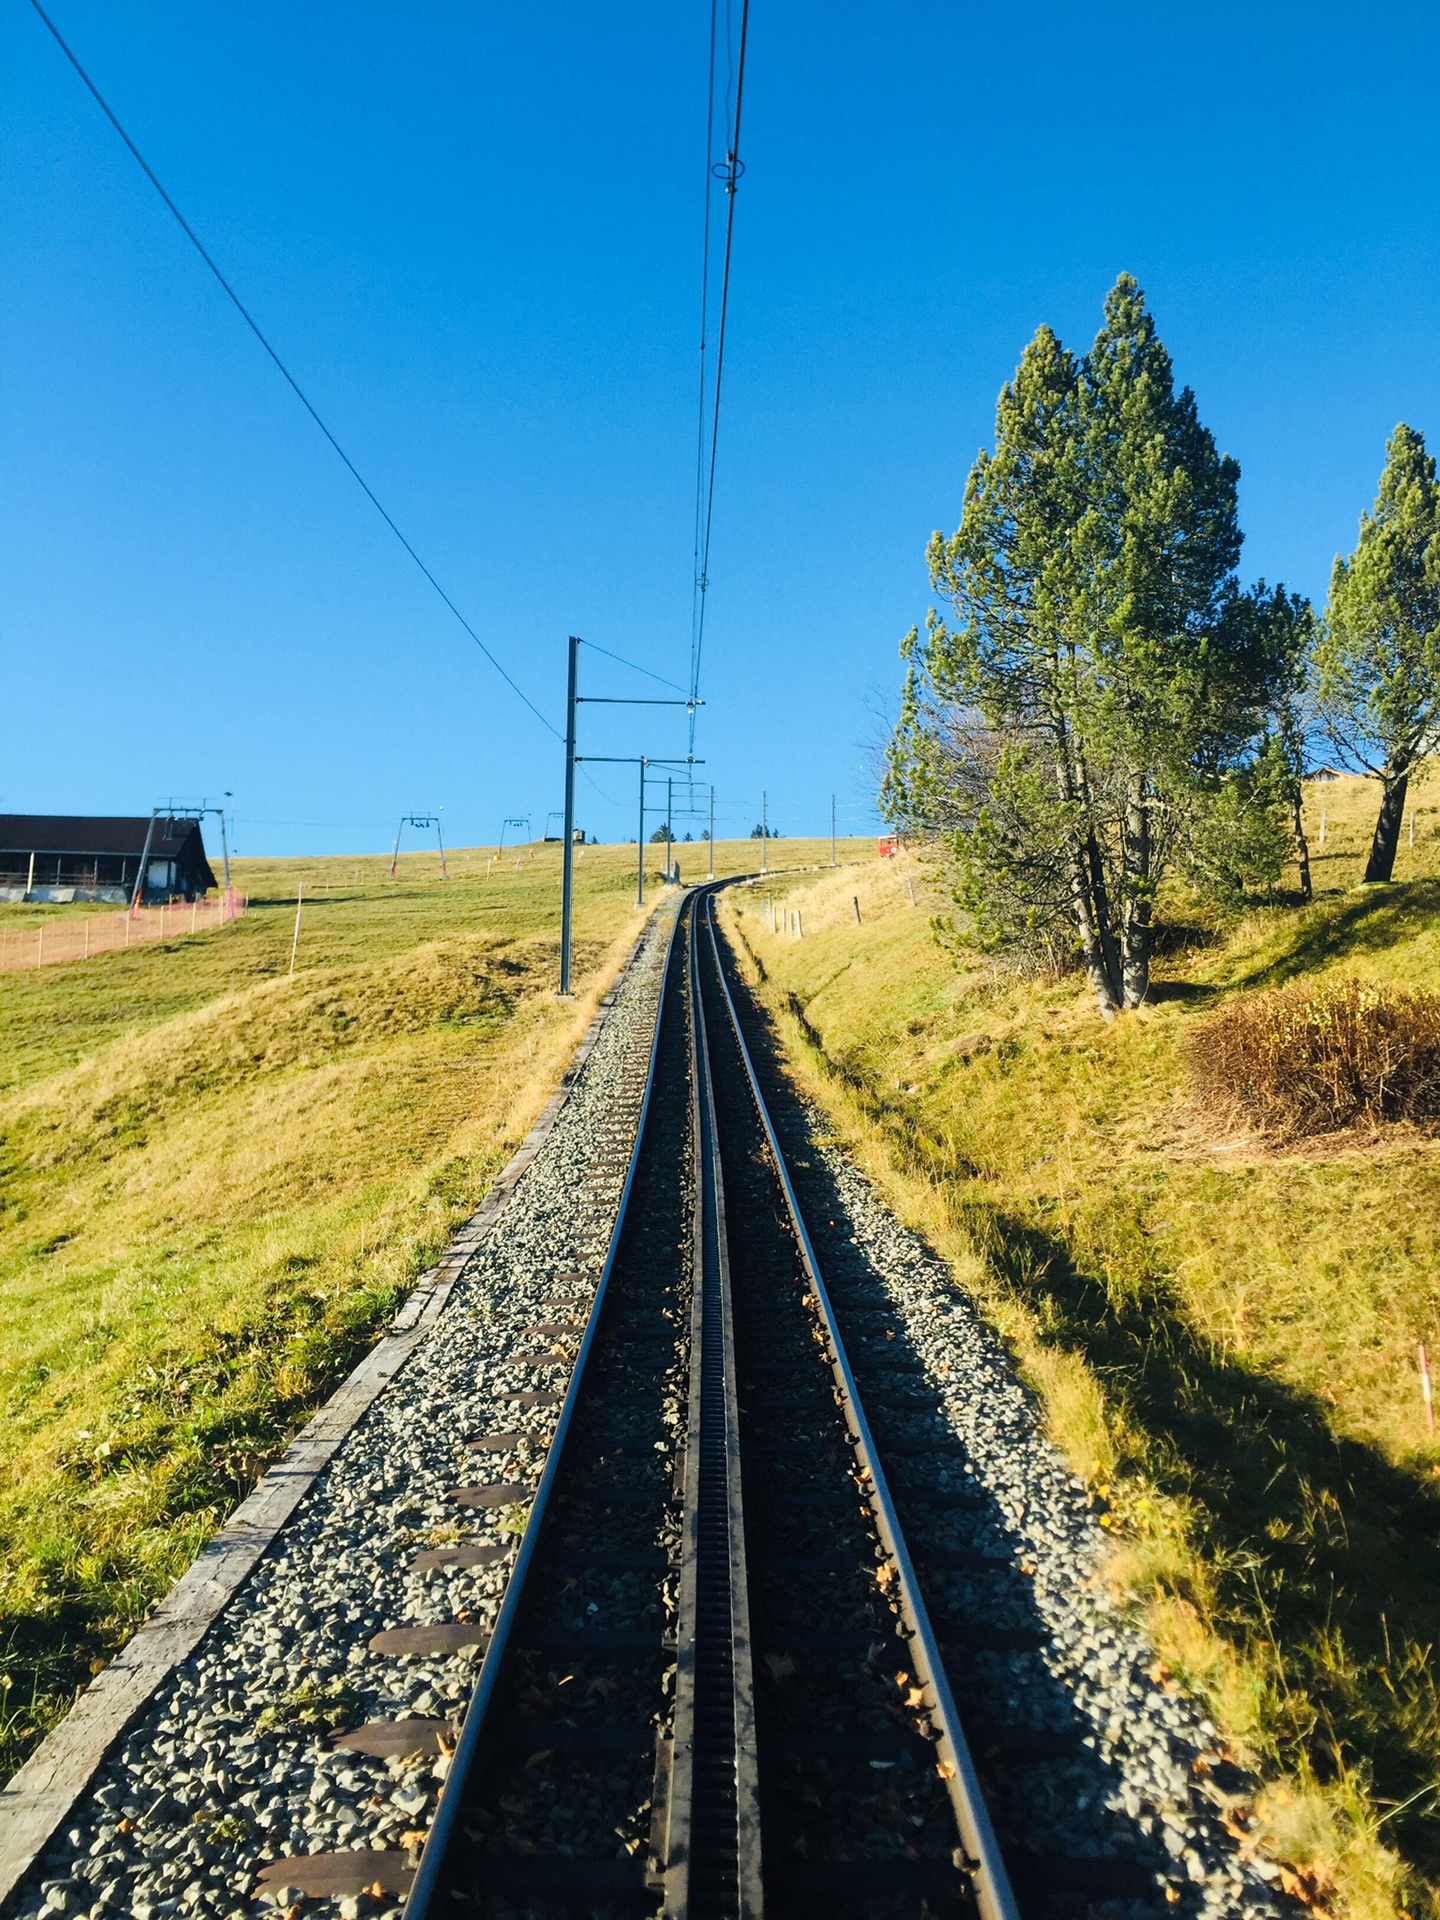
<box><xmin>687</xmin><ymin>0</ymin><xmax>721</xmax><ymax>733</ymax></box>
<box><xmin>28</xmin><ymin>0</ymin><xmax>561</xmax><ymax>742</ymax></box>
<box><xmin>581</xmin><ymin>639</ymin><xmax>690</xmax><ymax>695</ymax></box>
<box><xmin>688</xmin><ymin>0</ymin><xmax>751</xmax><ymax>752</ymax></box>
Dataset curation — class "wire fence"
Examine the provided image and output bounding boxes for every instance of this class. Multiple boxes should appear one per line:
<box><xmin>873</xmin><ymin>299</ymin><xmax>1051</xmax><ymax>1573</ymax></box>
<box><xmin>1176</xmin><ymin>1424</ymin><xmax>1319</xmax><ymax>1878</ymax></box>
<box><xmin>0</xmin><ymin>891</ymin><xmax>249</xmax><ymax>974</ymax></box>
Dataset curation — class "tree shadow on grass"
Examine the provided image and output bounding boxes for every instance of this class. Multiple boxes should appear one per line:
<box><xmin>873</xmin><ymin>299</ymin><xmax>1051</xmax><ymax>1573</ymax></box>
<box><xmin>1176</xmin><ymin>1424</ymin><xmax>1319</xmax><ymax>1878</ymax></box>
<box><xmin>1227</xmin><ymin>879</ymin><xmax>1440</xmax><ymax>993</ymax></box>
<box><xmin>1144</xmin><ymin>980</ymin><xmax>1223</xmax><ymax>1005</ymax></box>
<box><xmin>963</xmin><ymin>1200</ymin><xmax>1440</xmax><ymax>1885</ymax></box>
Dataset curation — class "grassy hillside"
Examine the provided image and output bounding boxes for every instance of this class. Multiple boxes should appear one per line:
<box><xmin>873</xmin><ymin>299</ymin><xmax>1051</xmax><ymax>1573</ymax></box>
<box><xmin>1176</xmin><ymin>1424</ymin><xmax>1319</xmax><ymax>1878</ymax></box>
<box><xmin>0</xmin><ymin>836</ymin><xmax>863</xmax><ymax>1780</ymax></box>
<box><xmin>718</xmin><ymin>779</ymin><xmax>1440</xmax><ymax>1920</ymax></box>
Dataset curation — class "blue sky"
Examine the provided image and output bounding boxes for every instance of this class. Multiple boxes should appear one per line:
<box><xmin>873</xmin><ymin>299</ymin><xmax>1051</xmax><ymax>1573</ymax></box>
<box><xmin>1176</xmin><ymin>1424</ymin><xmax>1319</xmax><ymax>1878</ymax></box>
<box><xmin>4</xmin><ymin>2</ymin><xmax>1438</xmax><ymax>854</ymax></box>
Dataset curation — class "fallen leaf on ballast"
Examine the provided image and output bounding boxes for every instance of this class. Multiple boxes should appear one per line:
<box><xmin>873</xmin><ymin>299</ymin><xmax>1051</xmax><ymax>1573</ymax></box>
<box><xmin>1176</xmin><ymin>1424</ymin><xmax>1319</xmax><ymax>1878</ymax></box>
<box><xmin>1278</xmin><ymin>1866</ymin><xmax>1330</xmax><ymax>1907</ymax></box>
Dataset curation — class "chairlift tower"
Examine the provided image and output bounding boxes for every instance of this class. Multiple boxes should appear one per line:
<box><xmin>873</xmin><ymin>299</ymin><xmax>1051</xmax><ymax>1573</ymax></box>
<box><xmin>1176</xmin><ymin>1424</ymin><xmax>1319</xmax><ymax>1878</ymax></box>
<box><xmin>390</xmin><ymin>811</ymin><xmax>448</xmax><ymax>879</ymax></box>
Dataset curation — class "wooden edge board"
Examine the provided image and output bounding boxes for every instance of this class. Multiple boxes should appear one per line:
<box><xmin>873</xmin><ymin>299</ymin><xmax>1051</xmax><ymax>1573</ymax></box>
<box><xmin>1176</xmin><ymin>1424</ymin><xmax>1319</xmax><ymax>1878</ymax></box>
<box><xmin>0</xmin><ymin>919</ymin><xmax>658</xmax><ymax>1909</ymax></box>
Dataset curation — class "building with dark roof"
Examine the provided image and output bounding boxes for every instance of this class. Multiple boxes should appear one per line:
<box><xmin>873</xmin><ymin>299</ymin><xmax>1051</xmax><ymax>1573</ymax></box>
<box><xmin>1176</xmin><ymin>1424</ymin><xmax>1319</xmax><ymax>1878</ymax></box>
<box><xmin>0</xmin><ymin>815</ymin><xmax>218</xmax><ymax>904</ymax></box>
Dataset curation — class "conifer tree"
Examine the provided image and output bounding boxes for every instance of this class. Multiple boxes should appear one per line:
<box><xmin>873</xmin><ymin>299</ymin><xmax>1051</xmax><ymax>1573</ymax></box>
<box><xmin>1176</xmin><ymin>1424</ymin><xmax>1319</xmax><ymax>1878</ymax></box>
<box><xmin>885</xmin><ymin>275</ymin><xmax>1296</xmax><ymax>1014</ymax></box>
<box><xmin>1318</xmin><ymin>425</ymin><xmax>1440</xmax><ymax>883</ymax></box>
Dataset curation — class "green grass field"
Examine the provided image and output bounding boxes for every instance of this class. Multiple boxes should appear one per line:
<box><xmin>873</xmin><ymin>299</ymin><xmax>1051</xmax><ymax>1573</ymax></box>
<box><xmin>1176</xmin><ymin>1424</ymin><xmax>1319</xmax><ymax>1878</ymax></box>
<box><xmin>718</xmin><ymin>781</ymin><xmax>1440</xmax><ymax>1920</ymax></box>
<box><xmin>0</xmin><ymin>836</ymin><xmax>867</xmax><ymax>1780</ymax></box>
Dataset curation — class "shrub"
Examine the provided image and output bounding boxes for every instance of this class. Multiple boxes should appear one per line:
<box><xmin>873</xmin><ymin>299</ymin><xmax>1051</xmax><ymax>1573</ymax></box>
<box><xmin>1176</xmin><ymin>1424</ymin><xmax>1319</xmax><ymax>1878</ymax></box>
<box><xmin>1188</xmin><ymin>977</ymin><xmax>1440</xmax><ymax>1139</ymax></box>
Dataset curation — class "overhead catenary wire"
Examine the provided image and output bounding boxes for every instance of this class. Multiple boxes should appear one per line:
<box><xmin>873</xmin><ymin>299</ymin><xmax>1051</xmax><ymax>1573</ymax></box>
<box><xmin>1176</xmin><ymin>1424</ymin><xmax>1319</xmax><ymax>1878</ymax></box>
<box><xmin>688</xmin><ymin>0</ymin><xmax>751</xmax><ymax>753</ymax></box>
<box><xmin>28</xmin><ymin>0</ymin><xmax>560</xmax><ymax>742</ymax></box>
<box><xmin>687</xmin><ymin>0</ymin><xmax>721</xmax><ymax>726</ymax></box>
<box><xmin>581</xmin><ymin>639</ymin><xmax>691</xmax><ymax>696</ymax></box>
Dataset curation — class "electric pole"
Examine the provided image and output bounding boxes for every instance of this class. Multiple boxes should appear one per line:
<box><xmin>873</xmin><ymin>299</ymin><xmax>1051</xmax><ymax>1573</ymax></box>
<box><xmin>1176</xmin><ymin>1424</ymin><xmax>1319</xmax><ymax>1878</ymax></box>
<box><xmin>557</xmin><ymin>642</ymin><xmax>702</xmax><ymax>977</ymax></box>
<box><xmin>558</xmin><ymin>634</ymin><xmax>579</xmax><ymax>996</ymax></box>
<box><xmin>130</xmin><ymin>810</ymin><xmax>160</xmax><ymax>913</ymax></box>
<box><xmin>216</xmin><ymin>797</ymin><xmax>233</xmax><ymax>892</ymax></box>
<box><xmin>637</xmin><ymin>759</ymin><xmax>647</xmax><ymax>906</ymax></box>
<box><xmin>708</xmin><ymin>787</ymin><xmax>715</xmax><ymax>879</ymax></box>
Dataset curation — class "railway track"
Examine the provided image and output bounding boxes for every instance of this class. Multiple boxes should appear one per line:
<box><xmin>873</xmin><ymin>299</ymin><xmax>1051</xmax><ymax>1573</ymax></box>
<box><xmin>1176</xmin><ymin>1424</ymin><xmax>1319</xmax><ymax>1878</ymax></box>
<box><xmin>402</xmin><ymin>889</ymin><xmax>1017</xmax><ymax>1919</ymax></box>
<box><xmin>5</xmin><ymin>885</ymin><xmax>1281</xmax><ymax>1920</ymax></box>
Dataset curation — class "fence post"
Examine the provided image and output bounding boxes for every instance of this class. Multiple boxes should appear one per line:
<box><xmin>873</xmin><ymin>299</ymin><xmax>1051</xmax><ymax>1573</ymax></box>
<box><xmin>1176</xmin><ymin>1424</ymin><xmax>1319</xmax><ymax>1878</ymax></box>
<box><xmin>852</xmin><ymin>896</ymin><xmax>862</xmax><ymax>924</ymax></box>
<box><xmin>289</xmin><ymin>883</ymin><xmax>305</xmax><ymax>977</ymax></box>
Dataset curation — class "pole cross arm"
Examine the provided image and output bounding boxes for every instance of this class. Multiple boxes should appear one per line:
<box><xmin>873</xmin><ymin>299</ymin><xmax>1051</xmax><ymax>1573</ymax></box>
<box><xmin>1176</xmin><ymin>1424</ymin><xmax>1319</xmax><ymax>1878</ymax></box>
<box><xmin>559</xmin><ymin>628</ymin><xmax>705</xmax><ymax>996</ymax></box>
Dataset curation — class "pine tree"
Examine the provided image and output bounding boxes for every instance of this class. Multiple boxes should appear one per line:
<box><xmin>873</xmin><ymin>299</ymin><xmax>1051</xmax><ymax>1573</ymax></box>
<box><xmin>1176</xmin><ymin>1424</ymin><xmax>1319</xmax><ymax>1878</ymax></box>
<box><xmin>1264</xmin><ymin>586</ymin><xmax>1318</xmax><ymax>902</ymax></box>
<box><xmin>1318</xmin><ymin>425</ymin><xmax>1440</xmax><ymax>883</ymax></box>
<box><xmin>887</xmin><ymin>275</ymin><xmax>1296</xmax><ymax>1014</ymax></box>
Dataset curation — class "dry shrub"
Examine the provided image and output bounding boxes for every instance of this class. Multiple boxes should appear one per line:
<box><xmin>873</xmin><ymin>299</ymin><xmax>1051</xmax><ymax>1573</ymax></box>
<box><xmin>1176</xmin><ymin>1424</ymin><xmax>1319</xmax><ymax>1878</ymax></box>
<box><xmin>1188</xmin><ymin>977</ymin><xmax>1440</xmax><ymax>1139</ymax></box>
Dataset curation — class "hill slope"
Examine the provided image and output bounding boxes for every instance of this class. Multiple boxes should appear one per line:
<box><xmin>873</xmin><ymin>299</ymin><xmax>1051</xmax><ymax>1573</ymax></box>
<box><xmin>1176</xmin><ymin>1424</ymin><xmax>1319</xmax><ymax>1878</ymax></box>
<box><xmin>0</xmin><ymin>836</ymin><xmax>865</xmax><ymax>1780</ymax></box>
<box><xmin>719</xmin><ymin>777</ymin><xmax>1440</xmax><ymax>1920</ymax></box>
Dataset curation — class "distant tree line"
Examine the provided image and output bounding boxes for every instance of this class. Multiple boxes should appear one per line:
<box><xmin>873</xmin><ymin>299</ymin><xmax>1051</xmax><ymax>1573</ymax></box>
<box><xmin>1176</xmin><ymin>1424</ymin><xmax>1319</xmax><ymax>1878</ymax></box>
<box><xmin>882</xmin><ymin>273</ymin><xmax>1440</xmax><ymax>1017</ymax></box>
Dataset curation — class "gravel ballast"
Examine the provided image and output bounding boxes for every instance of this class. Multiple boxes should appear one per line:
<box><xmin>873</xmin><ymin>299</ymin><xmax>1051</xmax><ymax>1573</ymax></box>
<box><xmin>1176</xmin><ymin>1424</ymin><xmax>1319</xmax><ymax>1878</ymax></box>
<box><xmin>6</xmin><ymin>912</ymin><xmax>677</xmax><ymax>1920</ymax></box>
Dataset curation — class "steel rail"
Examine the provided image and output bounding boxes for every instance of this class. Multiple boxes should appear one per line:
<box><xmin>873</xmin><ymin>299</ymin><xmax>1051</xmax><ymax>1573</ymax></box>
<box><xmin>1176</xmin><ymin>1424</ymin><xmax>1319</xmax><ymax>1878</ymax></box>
<box><xmin>657</xmin><ymin>891</ymin><xmax>762</xmax><ymax>1918</ymax></box>
<box><xmin>403</xmin><ymin>903</ymin><xmax>686</xmax><ymax>1919</ymax></box>
<box><xmin>698</xmin><ymin>891</ymin><xmax>1023</xmax><ymax>1920</ymax></box>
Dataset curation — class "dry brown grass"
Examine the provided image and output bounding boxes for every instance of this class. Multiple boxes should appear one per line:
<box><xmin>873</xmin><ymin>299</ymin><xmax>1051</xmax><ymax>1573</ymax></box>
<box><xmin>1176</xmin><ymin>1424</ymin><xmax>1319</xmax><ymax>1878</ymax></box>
<box><xmin>1189</xmin><ymin>977</ymin><xmax>1440</xmax><ymax>1140</ymax></box>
